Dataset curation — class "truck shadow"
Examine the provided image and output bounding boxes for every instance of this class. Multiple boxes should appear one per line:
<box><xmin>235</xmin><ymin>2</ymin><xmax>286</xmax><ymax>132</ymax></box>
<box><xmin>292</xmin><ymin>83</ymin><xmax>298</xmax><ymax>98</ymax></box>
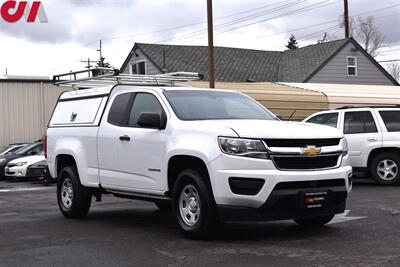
<box><xmin>84</xmin><ymin>205</ymin><xmax>341</xmax><ymax>242</ymax></box>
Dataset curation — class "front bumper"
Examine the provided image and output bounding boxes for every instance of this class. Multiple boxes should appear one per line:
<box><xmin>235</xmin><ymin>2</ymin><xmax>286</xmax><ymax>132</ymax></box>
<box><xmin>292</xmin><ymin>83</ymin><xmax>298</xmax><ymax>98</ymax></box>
<box><xmin>207</xmin><ymin>153</ymin><xmax>352</xmax><ymax>209</ymax></box>
<box><xmin>26</xmin><ymin>166</ymin><xmax>50</xmax><ymax>179</ymax></box>
<box><xmin>5</xmin><ymin>166</ymin><xmax>28</xmax><ymax>177</ymax></box>
<box><xmin>218</xmin><ymin>180</ymin><xmax>347</xmax><ymax>222</ymax></box>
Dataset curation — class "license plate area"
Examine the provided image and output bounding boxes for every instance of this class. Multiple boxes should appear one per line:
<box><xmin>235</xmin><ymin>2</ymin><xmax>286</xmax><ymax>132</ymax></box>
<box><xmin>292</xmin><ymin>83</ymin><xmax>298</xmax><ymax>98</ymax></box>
<box><xmin>302</xmin><ymin>191</ymin><xmax>328</xmax><ymax>209</ymax></box>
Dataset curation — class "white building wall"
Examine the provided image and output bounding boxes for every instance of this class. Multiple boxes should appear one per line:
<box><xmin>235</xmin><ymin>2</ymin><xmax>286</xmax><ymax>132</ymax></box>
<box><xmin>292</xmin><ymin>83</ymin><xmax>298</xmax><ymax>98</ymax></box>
<box><xmin>0</xmin><ymin>80</ymin><xmax>68</xmax><ymax>146</ymax></box>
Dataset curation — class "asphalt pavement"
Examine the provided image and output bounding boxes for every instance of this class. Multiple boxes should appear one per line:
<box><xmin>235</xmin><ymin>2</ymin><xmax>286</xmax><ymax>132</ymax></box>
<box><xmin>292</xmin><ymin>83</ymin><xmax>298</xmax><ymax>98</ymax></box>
<box><xmin>0</xmin><ymin>177</ymin><xmax>399</xmax><ymax>267</ymax></box>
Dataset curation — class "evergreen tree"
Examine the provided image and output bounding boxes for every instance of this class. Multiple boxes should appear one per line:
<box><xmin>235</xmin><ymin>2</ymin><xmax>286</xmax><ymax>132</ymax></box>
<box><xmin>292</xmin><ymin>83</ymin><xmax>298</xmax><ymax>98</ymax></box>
<box><xmin>286</xmin><ymin>34</ymin><xmax>299</xmax><ymax>50</ymax></box>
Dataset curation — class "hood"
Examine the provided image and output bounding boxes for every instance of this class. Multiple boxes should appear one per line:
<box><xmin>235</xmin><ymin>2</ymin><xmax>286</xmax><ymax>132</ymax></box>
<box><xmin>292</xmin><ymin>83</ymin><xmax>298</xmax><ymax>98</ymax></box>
<box><xmin>0</xmin><ymin>154</ymin><xmax>23</xmax><ymax>166</ymax></box>
<box><xmin>203</xmin><ymin>120</ymin><xmax>343</xmax><ymax>139</ymax></box>
<box><xmin>8</xmin><ymin>155</ymin><xmax>46</xmax><ymax>166</ymax></box>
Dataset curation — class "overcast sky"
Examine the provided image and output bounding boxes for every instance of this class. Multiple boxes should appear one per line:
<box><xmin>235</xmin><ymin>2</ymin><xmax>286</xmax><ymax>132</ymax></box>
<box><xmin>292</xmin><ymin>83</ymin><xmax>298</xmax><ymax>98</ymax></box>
<box><xmin>0</xmin><ymin>0</ymin><xmax>399</xmax><ymax>77</ymax></box>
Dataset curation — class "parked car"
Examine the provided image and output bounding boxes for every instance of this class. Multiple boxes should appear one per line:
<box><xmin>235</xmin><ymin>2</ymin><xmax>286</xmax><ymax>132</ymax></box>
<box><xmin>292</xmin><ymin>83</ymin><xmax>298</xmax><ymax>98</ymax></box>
<box><xmin>0</xmin><ymin>142</ymin><xmax>43</xmax><ymax>177</ymax></box>
<box><xmin>304</xmin><ymin>106</ymin><xmax>400</xmax><ymax>185</ymax></box>
<box><xmin>47</xmin><ymin>71</ymin><xmax>352</xmax><ymax>239</ymax></box>
<box><xmin>5</xmin><ymin>154</ymin><xmax>46</xmax><ymax>179</ymax></box>
<box><xmin>26</xmin><ymin>160</ymin><xmax>51</xmax><ymax>181</ymax></box>
<box><xmin>0</xmin><ymin>143</ymin><xmax>28</xmax><ymax>156</ymax></box>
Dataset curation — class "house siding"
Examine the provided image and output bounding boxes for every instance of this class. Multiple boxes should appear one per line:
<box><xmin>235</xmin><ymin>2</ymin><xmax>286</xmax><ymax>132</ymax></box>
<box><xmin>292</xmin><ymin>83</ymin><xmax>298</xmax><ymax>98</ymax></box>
<box><xmin>120</xmin><ymin>47</ymin><xmax>161</xmax><ymax>75</ymax></box>
<box><xmin>309</xmin><ymin>43</ymin><xmax>395</xmax><ymax>85</ymax></box>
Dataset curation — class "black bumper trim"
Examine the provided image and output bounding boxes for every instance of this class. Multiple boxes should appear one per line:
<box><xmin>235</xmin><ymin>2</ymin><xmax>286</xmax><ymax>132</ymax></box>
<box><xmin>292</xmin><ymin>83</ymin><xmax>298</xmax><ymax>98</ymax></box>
<box><xmin>218</xmin><ymin>185</ymin><xmax>347</xmax><ymax>222</ymax></box>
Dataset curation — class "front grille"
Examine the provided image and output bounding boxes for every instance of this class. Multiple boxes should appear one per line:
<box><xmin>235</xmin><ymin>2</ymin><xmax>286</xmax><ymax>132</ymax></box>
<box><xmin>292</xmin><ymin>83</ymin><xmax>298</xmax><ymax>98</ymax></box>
<box><xmin>272</xmin><ymin>155</ymin><xmax>340</xmax><ymax>170</ymax></box>
<box><xmin>7</xmin><ymin>163</ymin><xmax>17</xmax><ymax>168</ymax></box>
<box><xmin>265</xmin><ymin>138</ymin><xmax>340</xmax><ymax>147</ymax></box>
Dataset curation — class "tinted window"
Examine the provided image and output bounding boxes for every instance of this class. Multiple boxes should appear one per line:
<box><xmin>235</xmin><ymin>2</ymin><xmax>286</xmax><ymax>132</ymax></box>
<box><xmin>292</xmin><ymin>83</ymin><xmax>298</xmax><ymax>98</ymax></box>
<box><xmin>344</xmin><ymin>111</ymin><xmax>377</xmax><ymax>134</ymax></box>
<box><xmin>163</xmin><ymin>90</ymin><xmax>275</xmax><ymax>121</ymax></box>
<box><xmin>379</xmin><ymin>111</ymin><xmax>400</xmax><ymax>132</ymax></box>
<box><xmin>108</xmin><ymin>93</ymin><xmax>133</xmax><ymax>126</ymax></box>
<box><xmin>17</xmin><ymin>143</ymin><xmax>43</xmax><ymax>155</ymax></box>
<box><xmin>128</xmin><ymin>93</ymin><xmax>163</xmax><ymax>127</ymax></box>
<box><xmin>307</xmin><ymin>113</ymin><xmax>338</xmax><ymax>128</ymax></box>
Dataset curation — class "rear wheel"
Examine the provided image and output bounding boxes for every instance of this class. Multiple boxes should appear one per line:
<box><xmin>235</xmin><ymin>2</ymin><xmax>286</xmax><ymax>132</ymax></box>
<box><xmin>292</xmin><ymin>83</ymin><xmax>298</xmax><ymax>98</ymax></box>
<box><xmin>293</xmin><ymin>215</ymin><xmax>334</xmax><ymax>228</ymax></box>
<box><xmin>57</xmin><ymin>166</ymin><xmax>92</xmax><ymax>219</ymax></box>
<box><xmin>172</xmin><ymin>169</ymin><xmax>218</xmax><ymax>239</ymax></box>
<box><xmin>370</xmin><ymin>153</ymin><xmax>400</xmax><ymax>185</ymax></box>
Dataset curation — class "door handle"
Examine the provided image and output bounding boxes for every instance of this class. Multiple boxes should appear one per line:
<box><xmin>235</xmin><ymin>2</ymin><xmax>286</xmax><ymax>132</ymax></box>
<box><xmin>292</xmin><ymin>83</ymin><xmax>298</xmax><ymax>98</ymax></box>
<box><xmin>119</xmin><ymin>135</ymin><xmax>131</xmax><ymax>141</ymax></box>
<box><xmin>367</xmin><ymin>137</ymin><xmax>377</xmax><ymax>142</ymax></box>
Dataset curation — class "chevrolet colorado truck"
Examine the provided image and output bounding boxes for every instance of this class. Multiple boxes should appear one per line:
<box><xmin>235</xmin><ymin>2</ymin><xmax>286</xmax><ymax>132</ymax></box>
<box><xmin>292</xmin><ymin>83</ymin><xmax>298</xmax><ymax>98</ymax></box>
<box><xmin>46</xmin><ymin>73</ymin><xmax>352</xmax><ymax>239</ymax></box>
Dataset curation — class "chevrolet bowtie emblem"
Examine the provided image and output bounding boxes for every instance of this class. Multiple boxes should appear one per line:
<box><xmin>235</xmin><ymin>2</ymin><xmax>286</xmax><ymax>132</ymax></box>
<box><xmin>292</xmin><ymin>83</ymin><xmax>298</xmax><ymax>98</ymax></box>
<box><xmin>302</xmin><ymin>146</ymin><xmax>321</xmax><ymax>156</ymax></box>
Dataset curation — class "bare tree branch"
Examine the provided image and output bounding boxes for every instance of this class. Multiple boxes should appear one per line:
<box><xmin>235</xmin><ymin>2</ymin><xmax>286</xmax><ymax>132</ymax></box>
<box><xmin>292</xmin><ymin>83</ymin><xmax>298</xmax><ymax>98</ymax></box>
<box><xmin>355</xmin><ymin>16</ymin><xmax>385</xmax><ymax>57</ymax></box>
<box><xmin>387</xmin><ymin>62</ymin><xmax>400</xmax><ymax>82</ymax></box>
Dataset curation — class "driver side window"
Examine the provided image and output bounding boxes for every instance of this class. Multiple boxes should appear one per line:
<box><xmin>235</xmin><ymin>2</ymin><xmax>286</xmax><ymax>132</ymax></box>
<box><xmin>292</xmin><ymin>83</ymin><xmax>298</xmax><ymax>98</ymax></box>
<box><xmin>128</xmin><ymin>93</ymin><xmax>164</xmax><ymax>127</ymax></box>
<box><xmin>306</xmin><ymin>113</ymin><xmax>338</xmax><ymax>128</ymax></box>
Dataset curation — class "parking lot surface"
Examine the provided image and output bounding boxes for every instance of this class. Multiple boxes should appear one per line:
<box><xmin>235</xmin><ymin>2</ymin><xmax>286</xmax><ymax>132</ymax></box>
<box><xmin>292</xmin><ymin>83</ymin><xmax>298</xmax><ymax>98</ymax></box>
<box><xmin>0</xmin><ymin>178</ymin><xmax>399</xmax><ymax>267</ymax></box>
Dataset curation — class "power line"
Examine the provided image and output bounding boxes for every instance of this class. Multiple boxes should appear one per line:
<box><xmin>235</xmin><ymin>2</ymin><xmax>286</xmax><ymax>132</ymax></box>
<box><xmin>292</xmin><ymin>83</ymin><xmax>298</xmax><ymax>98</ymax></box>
<box><xmin>157</xmin><ymin>0</ymin><xmax>339</xmax><ymax>44</ymax></box>
<box><xmin>155</xmin><ymin>0</ymin><xmax>310</xmax><ymax>43</ymax></box>
<box><xmin>378</xmin><ymin>48</ymin><xmax>400</xmax><ymax>54</ymax></box>
<box><xmin>378</xmin><ymin>59</ymin><xmax>400</xmax><ymax>63</ymax></box>
<box><xmin>256</xmin><ymin>19</ymin><xmax>337</xmax><ymax>39</ymax></box>
<box><xmin>82</xmin><ymin>0</ymin><xmax>296</xmax><ymax>46</ymax></box>
<box><xmin>297</xmin><ymin>25</ymin><xmax>340</xmax><ymax>41</ymax></box>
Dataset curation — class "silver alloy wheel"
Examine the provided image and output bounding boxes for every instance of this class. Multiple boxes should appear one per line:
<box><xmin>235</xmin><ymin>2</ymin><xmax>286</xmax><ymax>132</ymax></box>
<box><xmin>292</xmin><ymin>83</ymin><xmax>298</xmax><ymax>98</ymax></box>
<box><xmin>179</xmin><ymin>185</ymin><xmax>201</xmax><ymax>226</ymax></box>
<box><xmin>377</xmin><ymin>159</ymin><xmax>398</xmax><ymax>181</ymax></box>
<box><xmin>61</xmin><ymin>177</ymin><xmax>74</xmax><ymax>209</ymax></box>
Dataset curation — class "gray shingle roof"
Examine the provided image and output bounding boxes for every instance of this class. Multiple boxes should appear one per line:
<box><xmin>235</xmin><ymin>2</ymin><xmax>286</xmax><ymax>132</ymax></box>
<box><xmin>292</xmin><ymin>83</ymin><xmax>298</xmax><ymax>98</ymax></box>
<box><xmin>279</xmin><ymin>39</ymin><xmax>347</xmax><ymax>82</ymax></box>
<box><xmin>123</xmin><ymin>39</ymin><xmax>350</xmax><ymax>82</ymax></box>
<box><xmin>136</xmin><ymin>43</ymin><xmax>282</xmax><ymax>82</ymax></box>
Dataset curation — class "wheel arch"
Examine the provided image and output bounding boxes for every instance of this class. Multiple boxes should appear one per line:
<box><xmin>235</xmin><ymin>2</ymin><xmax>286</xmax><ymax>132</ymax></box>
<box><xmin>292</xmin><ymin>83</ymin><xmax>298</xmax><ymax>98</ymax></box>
<box><xmin>56</xmin><ymin>154</ymin><xmax>77</xmax><ymax>177</ymax></box>
<box><xmin>167</xmin><ymin>155</ymin><xmax>213</xmax><ymax>196</ymax></box>
<box><xmin>367</xmin><ymin>147</ymin><xmax>400</xmax><ymax>168</ymax></box>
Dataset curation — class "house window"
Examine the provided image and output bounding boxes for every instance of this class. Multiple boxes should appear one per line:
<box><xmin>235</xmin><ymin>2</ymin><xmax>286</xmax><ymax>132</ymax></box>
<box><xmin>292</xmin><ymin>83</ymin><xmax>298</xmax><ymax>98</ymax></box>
<box><xmin>347</xmin><ymin>56</ymin><xmax>357</xmax><ymax>76</ymax></box>
<box><xmin>130</xmin><ymin>60</ymin><xmax>146</xmax><ymax>75</ymax></box>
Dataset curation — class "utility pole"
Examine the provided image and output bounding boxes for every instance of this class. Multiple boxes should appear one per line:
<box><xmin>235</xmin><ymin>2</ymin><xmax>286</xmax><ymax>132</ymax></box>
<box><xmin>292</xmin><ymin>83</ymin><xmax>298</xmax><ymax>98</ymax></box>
<box><xmin>97</xmin><ymin>39</ymin><xmax>103</xmax><ymax>67</ymax></box>
<box><xmin>207</xmin><ymin>0</ymin><xmax>215</xmax><ymax>88</ymax></box>
<box><xmin>81</xmin><ymin>58</ymin><xmax>96</xmax><ymax>69</ymax></box>
<box><xmin>344</xmin><ymin>0</ymin><xmax>350</xmax><ymax>38</ymax></box>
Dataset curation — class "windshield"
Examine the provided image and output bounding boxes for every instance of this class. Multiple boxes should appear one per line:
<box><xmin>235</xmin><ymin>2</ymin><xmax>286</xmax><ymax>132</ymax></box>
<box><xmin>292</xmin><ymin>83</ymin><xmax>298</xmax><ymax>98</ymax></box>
<box><xmin>0</xmin><ymin>146</ymin><xmax>9</xmax><ymax>154</ymax></box>
<box><xmin>164</xmin><ymin>90</ymin><xmax>276</xmax><ymax>121</ymax></box>
<box><xmin>16</xmin><ymin>143</ymin><xmax>43</xmax><ymax>155</ymax></box>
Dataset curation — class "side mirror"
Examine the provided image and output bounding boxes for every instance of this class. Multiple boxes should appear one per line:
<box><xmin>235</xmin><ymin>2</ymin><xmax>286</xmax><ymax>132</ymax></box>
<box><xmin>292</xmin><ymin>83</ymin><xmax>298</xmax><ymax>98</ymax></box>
<box><xmin>137</xmin><ymin>112</ymin><xmax>166</xmax><ymax>129</ymax></box>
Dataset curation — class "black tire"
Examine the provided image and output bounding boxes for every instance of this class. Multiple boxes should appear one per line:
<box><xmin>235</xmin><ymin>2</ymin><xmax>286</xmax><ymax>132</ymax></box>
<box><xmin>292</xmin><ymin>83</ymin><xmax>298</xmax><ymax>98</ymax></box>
<box><xmin>154</xmin><ymin>200</ymin><xmax>171</xmax><ymax>211</ymax></box>
<box><xmin>57</xmin><ymin>166</ymin><xmax>92</xmax><ymax>219</ymax></box>
<box><xmin>294</xmin><ymin>215</ymin><xmax>334</xmax><ymax>228</ymax></box>
<box><xmin>370</xmin><ymin>153</ymin><xmax>400</xmax><ymax>185</ymax></box>
<box><xmin>172</xmin><ymin>169</ymin><xmax>218</xmax><ymax>239</ymax></box>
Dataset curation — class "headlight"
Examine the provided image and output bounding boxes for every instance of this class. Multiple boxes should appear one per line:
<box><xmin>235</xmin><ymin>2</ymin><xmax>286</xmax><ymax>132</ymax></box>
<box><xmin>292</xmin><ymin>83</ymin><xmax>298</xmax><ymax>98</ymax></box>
<box><xmin>16</xmin><ymin>162</ymin><xmax>28</xmax><ymax>167</ymax></box>
<box><xmin>218</xmin><ymin>137</ymin><xmax>269</xmax><ymax>159</ymax></box>
<box><xmin>342</xmin><ymin>138</ymin><xmax>348</xmax><ymax>156</ymax></box>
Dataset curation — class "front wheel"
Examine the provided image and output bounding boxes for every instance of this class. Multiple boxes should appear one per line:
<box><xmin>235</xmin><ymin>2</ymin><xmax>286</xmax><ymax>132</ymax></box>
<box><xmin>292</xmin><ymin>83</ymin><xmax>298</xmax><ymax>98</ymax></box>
<box><xmin>57</xmin><ymin>166</ymin><xmax>92</xmax><ymax>219</ymax></box>
<box><xmin>370</xmin><ymin>153</ymin><xmax>400</xmax><ymax>185</ymax></box>
<box><xmin>293</xmin><ymin>215</ymin><xmax>334</xmax><ymax>228</ymax></box>
<box><xmin>172</xmin><ymin>169</ymin><xmax>218</xmax><ymax>239</ymax></box>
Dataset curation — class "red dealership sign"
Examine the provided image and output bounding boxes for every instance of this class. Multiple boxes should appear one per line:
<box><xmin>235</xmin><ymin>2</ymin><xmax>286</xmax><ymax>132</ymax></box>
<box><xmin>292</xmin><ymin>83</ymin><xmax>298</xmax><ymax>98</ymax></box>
<box><xmin>1</xmin><ymin>1</ymin><xmax>47</xmax><ymax>23</ymax></box>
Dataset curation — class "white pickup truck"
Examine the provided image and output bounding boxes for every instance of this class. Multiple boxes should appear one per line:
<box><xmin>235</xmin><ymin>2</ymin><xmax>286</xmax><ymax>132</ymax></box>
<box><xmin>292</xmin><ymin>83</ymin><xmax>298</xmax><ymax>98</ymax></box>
<box><xmin>46</xmin><ymin>71</ymin><xmax>352</xmax><ymax>239</ymax></box>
